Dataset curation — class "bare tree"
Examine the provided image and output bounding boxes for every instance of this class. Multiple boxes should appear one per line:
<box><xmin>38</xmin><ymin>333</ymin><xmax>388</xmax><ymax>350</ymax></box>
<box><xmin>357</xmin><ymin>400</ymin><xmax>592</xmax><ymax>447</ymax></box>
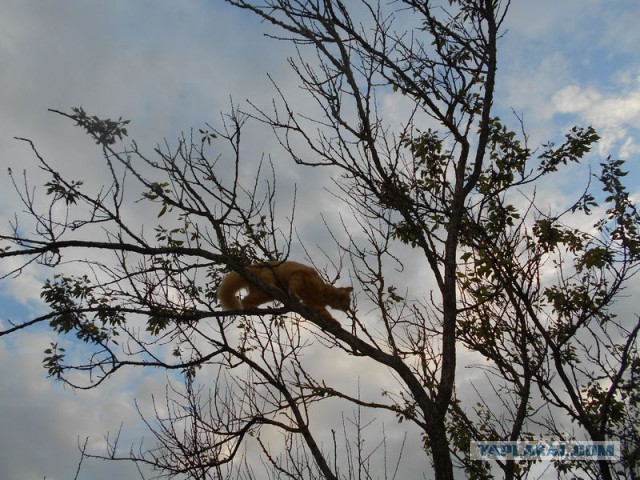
<box><xmin>2</xmin><ymin>1</ymin><xmax>639</xmax><ymax>479</ymax></box>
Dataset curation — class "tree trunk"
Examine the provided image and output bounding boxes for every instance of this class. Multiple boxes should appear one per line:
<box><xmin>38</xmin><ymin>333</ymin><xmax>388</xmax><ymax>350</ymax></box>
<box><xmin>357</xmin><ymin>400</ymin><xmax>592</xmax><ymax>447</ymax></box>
<box><xmin>426</xmin><ymin>421</ymin><xmax>454</xmax><ymax>480</ymax></box>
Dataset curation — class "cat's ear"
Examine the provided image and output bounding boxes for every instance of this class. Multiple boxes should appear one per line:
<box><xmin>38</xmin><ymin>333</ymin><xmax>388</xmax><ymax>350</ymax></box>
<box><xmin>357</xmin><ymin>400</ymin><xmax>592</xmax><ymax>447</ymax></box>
<box><xmin>344</xmin><ymin>287</ymin><xmax>354</xmax><ymax>293</ymax></box>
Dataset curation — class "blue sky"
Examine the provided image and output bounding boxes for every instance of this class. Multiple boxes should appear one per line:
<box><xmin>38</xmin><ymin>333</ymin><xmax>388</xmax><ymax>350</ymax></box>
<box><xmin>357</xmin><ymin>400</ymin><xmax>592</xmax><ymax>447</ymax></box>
<box><xmin>1</xmin><ymin>1</ymin><xmax>640</xmax><ymax>479</ymax></box>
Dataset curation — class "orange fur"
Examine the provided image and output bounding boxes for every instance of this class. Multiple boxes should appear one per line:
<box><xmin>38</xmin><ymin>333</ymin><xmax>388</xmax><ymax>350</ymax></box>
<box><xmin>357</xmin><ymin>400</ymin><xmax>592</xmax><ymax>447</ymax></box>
<box><xmin>217</xmin><ymin>261</ymin><xmax>352</xmax><ymax>317</ymax></box>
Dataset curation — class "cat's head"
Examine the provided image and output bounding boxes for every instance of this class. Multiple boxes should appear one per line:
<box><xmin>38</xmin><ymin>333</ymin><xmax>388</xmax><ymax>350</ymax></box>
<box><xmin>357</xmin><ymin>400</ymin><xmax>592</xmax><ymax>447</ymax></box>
<box><xmin>328</xmin><ymin>286</ymin><xmax>353</xmax><ymax>312</ymax></box>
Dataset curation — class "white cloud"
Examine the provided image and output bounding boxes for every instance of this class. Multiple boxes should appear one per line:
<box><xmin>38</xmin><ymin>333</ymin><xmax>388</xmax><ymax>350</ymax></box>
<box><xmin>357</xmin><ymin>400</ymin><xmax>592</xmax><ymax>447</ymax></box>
<box><xmin>552</xmin><ymin>72</ymin><xmax>640</xmax><ymax>157</ymax></box>
<box><xmin>501</xmin><ymin>52</ymin><xmax>573</xmax><ymax>122</ymax></box>
<box><xmin>619</xmin><ymin>135</ymin><xmax>640</xmax><ymax>158</ymax></box>
<box><xmin>552</xmin><ymin>85</ymin><xmax>602</xmax><ymax>114</ymax></box>
<box><xmin>553</xmin><ymin>78</ymin><xmax>640</xmax><ymax>126</ymax></box>
<box><xmin>0</xmin><ymin>329</ymin><xmax>155</xmax><ymax>480</ymax></box>
<box><xmin>498</xmin><ymin>0</ymin><xmax>640</xmax><ymax>155</ymax></box>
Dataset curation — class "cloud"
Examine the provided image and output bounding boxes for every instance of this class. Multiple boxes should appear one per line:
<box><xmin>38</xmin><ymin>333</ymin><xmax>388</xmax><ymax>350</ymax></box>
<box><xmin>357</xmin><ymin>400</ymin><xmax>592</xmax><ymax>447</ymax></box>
<box><xmin>0</xmin><ymin>327</ymin><xmax>155</xmax><ymax>479</ymax></box>
<box><xmin>501</xmin><ymin>52</ymin><xmax>573</xmax><ymax>122</ymax></box>
<box><xmin>497</xmin><ymin>0</ymin><xmax>640</xmax><ymax>145</ymax></box>
<box><xmin>552</xmin><ymin>72</ymin><xmax>640</xmax><ymax>157</ymax></box>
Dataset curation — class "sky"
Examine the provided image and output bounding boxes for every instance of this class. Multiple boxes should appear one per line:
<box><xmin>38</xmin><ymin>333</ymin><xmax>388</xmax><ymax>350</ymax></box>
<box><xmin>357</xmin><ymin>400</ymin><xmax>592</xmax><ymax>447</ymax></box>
<box><xmin>1</xmin><ymin>1</ymin><xmax>640</xmax><ymax>479</ymax></box>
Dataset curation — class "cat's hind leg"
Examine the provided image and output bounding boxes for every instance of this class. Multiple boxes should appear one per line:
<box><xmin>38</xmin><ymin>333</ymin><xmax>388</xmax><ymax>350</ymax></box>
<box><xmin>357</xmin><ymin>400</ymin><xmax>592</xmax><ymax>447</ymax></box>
<box><xmin>286</xmin><ymin>273</ymin><xmax>307</xmax><ymax>302</ymax></box>
<box><xmin>241</xmin><ymin>287</ymin><xmax>273</xmax><ymax>309</ymax></box>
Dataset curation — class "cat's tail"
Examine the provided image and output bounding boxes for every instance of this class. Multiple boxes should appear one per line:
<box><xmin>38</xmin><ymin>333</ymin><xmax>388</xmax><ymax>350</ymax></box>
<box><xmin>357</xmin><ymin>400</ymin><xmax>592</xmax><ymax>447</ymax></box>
<box><xmin>217</xmin><ymin>271</ymin><xmax>246</xmax><ymax>310</ymax></box>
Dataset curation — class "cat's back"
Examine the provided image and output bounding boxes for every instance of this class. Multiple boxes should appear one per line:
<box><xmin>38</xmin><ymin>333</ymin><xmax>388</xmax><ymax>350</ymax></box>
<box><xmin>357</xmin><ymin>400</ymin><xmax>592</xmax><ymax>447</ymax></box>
<box><xmin>270</xmin><ymin>260</ymin><xmax>316</xmax><ymax>277</ymax></box>
<box><xmin>252</xmin><ymin>260</ymin><xmax>321</xmax><ymax>284</ymax></box>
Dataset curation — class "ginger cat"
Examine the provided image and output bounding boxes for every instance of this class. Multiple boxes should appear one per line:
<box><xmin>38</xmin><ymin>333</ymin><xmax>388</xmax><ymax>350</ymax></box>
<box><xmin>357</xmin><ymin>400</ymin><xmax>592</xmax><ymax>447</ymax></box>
<box><xmin>217</xmin><ymin>260</ymin><xmax>352</xmax><ymax>318</ymax></box>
